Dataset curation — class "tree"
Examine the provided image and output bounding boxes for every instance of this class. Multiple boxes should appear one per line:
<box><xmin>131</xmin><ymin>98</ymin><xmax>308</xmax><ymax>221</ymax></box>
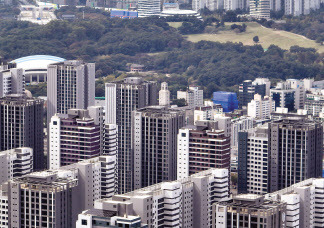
<box><xmin>253</xmin><ymin>36</ymin><xmax>259</xmax><ymax>43</ymax></box>
<box><xmin>172</xmin><ymin>98</ymin><xmax>187</xmax><ymax>107</ymax></box>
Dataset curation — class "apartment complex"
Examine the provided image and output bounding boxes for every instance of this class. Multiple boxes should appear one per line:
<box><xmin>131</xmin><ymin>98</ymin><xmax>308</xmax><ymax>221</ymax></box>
<box><xmin>78</xmin><ymin>168</ymin><xmax>229</xmax><ymax>228</ymax></box>
<box><xmin>0</xmin><ymin>94</ymin><xmax>44</xmax><ymax>170</ymax></box>
<box><xmin>0</xmin><ymin>155</ymin><xmax>118</xmax><ymax>228</ymax></box>
<box><xmin>105</xmin><ymin>77</ymin><xmax>157</xmax><ymax>193</ymax></box>
<box><xmin>49</xmin><ymin>107</ymin><xmax>103</xmax><ymax>169</ymax></box>
<box><xmin>0</xmin><ymin>147</ymin><xmax>33</xmax><ymax>184</ymax></box>
<box><xmin>177</xmin><ymin>124</ymin><xmax>230</xmax><ymax>179</ymax></box>
<box><xmin>304</xmin><ymin>93</ymin><xmax>324</xmax><ymax>117</ymax></box>
<box><xmin>132</xmin><ymin>106</ymin><xmax>185</xmax><ymax>189</ymax></box>
<box><xmin>231</xmin><ymin>116</ymin><xmax>254</xmax><ymax>149</ymax></box>
<box><xmin>285</xmin><ymin>0</ymin><xmax>321</xmax><ymax>16</ymax></box>
<box><xmin>47</xmin><ymin>60</ymin><xmax>95</xmax><ymax>125</ymax></box>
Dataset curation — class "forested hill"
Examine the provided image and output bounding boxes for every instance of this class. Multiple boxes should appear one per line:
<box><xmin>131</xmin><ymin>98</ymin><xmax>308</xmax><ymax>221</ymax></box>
<box><xmin>0</xmin><ymin>13</ymin><xmax>322</xmax><ymax>98</ymax></box>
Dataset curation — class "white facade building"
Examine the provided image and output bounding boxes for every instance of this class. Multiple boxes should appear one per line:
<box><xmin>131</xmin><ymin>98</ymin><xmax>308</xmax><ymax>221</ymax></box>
<box><xmin>159</xmin><ymin>82</ymin><xmax>170</xmax><ymax>106</ymax></box>
<box><xmin>247</xmin><ymin>94</ymin><xmax>275</xmax><ymax>119</ymax></box>
<box><xmin>0</xmin><ymin>67</ymin><xmax>24</xmax><ymax>98</ymax></box>
<box><xmin>0</xmin><ymin>147</ymin><xmax>33</xmax><ymax>185</ymax></box>
<box><xmin>82</xmin><ymin>168</ymin><xmax>229</xmax><ymax>228</ymax></box>
<box><xmin>138</xmin><ymin>0</ymin><xmax>161</xmax><ymax>17</ymax></box>
<box><xmin>192</xmin><ymin>0</ymin><xmax>224</xmax><ymax>11</ymax></box>
<box><xmin>250</xmin><ymin>0</ymin><xmax>270</xmax><ymax>19</ymax></box>
<box><xmin>253</xmin><ymin>78</ymin><xmax>271</xmax><ymax>96</ymax></box>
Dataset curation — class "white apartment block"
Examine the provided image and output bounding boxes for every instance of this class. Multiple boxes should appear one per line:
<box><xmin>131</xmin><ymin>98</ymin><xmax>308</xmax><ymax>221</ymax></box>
<box><xmin>0</xmin><ymin>67</ymin><xmax>24</xmax><ymax>98</ymax></box>
<box><xmin>81</xmin><ymin>169</ymin><xmax>229</xmax><ymax>228</ymax></box>
<box><xmin>266</xmin><ymin>178</ymin><xmax>324</xmax><ymax>227</ymax></box>
<box><xmin>285</xmin><ymin>0</ymin><xmax>321</xmax><ymax>15</ymax></box>
<box><xmin>250</xmin><ymin>0</ymin><xmax>270</xmax><ymax>19</ymax></box>
<box><xmin>231</xmin><ymin>116</ymin><xmax>254</xmax><ymax>149</ymax></box>
<box><xmin>192</xmin><ymin>0</ymin><xmax>224</xmax><ymax>11</ymax></box>
<box><xmin>138</xmin><ymin>0</ymin><xmax>161</xmax><ymax>17</ymax></box>
<box><xmin>177</xmin><ymin>86</ymin><xmax>203</xmax><ymax>108</ymax></box>
<box><xmin>0</xmin><ymin>147</ymin><xmax>33</xmax><ymax>184</ymax></box>
<box><xmin>224</xmin><ymin>0</ymin><xmax>250</xmax><ymax>10</ymax></box>
<box><xmin>248</xmin><ymin>94</ymin><xmax>275</xmax><ymax>119</ymax></box>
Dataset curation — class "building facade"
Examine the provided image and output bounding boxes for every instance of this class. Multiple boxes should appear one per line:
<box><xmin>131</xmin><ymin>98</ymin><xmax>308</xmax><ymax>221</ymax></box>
<box><xmin>47</xmin><ymin>60</ymin><xmax>95</xmax><ymax>125</ymax></box>
<box><xmin>0</xmin><ymin>94</ymin><xmax>44</xmax><ymax>170</ymax></box>
<box><xmin>105</xmin><ymin>77</ymin><xmax>157</xmax><ymax>193</ymax></box>
<box><xmin>0</xmin><ymin>64</ymin><xmax>25</xmax><ymax>98</ymax></box>
<box><xmin>132</xmin><ymin>106</ymin><xmax>185</xmax><ymax>189</ymax></box>
<box><xmin>80</xmin><ymin>168</ymin><xmax>229</xmax><ymax>228</ymax></box>
<box><xmin>250</xmin><ymin>0</ymin><xmax>270</xmax><ymax>19</ymax></box>
<box><xmin>0</xmin><ymin>147</ymin><xmax>33</xmax><ymax>184</ymax></box>
<box><xmin>177</xmin><ymin>125</ymin><xmax>230</xmax><ymax>180</ymax></box>
<box><xmin>248</xmin><ymin>94</ymin><xmax>275</xmax><ymax>119</ymax></box>
<box><xmin>49</xmin><ymin>107</ymin><xmax>103</xmax><ymax>169</ymax></box>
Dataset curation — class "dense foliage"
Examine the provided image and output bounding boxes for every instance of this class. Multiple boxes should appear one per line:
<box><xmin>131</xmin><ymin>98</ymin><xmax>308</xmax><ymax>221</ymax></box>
<box><xmin>0</xmin><ymin>10</ymin><xmax>322</xmax><ymax>99</ymax></box>
<box><xmin>0</xmin><ymin>16</ymin><xmax>182</xmax><ymax>61</ymax></box>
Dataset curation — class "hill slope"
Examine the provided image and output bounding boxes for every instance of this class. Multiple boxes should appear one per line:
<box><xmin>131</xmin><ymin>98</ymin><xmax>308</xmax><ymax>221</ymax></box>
<box><xmin>185</xmin><ymin>22</ymin><xmax>324</xmax><ymax>53</ymax></box>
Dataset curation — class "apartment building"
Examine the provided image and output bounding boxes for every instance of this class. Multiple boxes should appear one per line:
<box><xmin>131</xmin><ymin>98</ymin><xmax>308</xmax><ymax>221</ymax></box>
<box><xmin>132</xmin><ymin>106</ymin><xmax>185</xmax><ymax>189</ymax></box>
<box><xmin>105</xmin><ymin>77</ymin><xmax>157</xmax><ymax>193</ymax></box>
<box><xmin>0</xmin><ymin>94</ymin><xmax>44</xmax><ymax>170</ymax></box>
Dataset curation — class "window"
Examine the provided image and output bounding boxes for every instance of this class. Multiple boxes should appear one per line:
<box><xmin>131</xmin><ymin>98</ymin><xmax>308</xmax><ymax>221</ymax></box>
<box><xmin>81</xmin><ymin>220</ymin><xmax>87</xmax><ymax>225</ymax></box>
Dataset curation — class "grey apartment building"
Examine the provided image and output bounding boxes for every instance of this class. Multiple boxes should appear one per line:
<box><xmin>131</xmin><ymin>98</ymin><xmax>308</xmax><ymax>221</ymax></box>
<box><xmin>105</xmin><ymin>77</ymin><xmax>157</xmax><ymax>193</ymax></box>
<box><xmin>0</xmin><ymin>94</ymin><xmax>44</xmax><ymax>170</ymax></box>
<box><xmin>132</xmin><ymin>106</ymin><xmax>185</xmax><ymax>189</ymax></box>
<box><xmin>269</xmin><ymin>116</ymin><xmax>323</xmax><ymax>192</ymax></box>
<box><xmin>238</xmin><ymin>114</ymin><xmax>323</xmax><ymax>194</ymax></box>
<box><xmin>47</xmin><ymin>60</ymin><xmax>95</xmax><ymax>125</ymax></box>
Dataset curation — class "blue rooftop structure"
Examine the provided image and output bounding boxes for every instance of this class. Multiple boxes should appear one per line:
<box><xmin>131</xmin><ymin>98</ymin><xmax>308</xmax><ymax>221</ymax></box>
<box><xmin>110</xmin><ymin>10</ymin><xmax>138</xmax><ymax>19</ymax></box>
<box><xmin>212</xmin><ymin>91</ymin><xmax>239</xmax><ymax>113</ymax></box>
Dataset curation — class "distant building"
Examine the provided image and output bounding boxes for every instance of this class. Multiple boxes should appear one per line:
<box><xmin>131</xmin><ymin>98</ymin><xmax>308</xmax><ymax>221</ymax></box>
<box><xmin>250</xmin><ymin>0</ymin><xmax>270</xmax><ymax>19</ymax></box>
<box><xmin>110</xmin><ymin>9</ymin><xmax>138</xmax><ymax>18</ymax></box>
<box><xmin>0</xmin><ymin>66</ymin><xmax>24</xmax><ymax>98</ymax></box>
<box><xmin>213</xmin><ymin>194</ymin><xmax>286</xmax><ymax>228</ymax></box>
<box><xmin>0</xmin><ymin>94</ymin><xmax>44</xmax><ymax>170</ymax></box>
<box><xmin>304</xmin><ymin>93</ymin><xmax>324</xmax><ymax>117</ymax></box>
<box><xmin>224</xmin><ymin>0</ymin><xmax>250</xmax><ymax>11</ymax></box>
<box><xmin>247</xmin><ymin>94</ymin><xmax>275</xmax><ymax>119</ymax></box>
<box><xmin>214</xmin><ymin>114</ymin><xmax>232</xmax><ymax>137</ymax></box>
<box><xmin>177</xmin><ymin>86</ymin><xmax>204</xmax><ymax>108</ymax></box>
<box><xmin>138</xmin><ymin>0</ymin><xmax>161</xmax><ymax>17</ymax></box>
<box><xmin>231</xmin><ymin>116</ymin><xmax>254</xmax><ymax>149</ymax></box>
<box><xmin>285</xmin><ymin>0</ymin><xmax>321</xmax><ymax>16</ymax></box>
<box><xmin>212</xmin><ymin>91</ymin><xmax>239</xmax><ymax>113</ymax></box>
<box><xmin>159</xmin><ymin>82</ymin><xmax>170</xmax><ymax>106</ymax></box>
<box><xmin>239</xmin><ymin>79</ymin><xmax>266</xmax><ymax>108</ymax></box>
<box><xmin>192</xmin><ymin>0</ymin><xmax>224</xmax><ymax>11</ymax></box>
